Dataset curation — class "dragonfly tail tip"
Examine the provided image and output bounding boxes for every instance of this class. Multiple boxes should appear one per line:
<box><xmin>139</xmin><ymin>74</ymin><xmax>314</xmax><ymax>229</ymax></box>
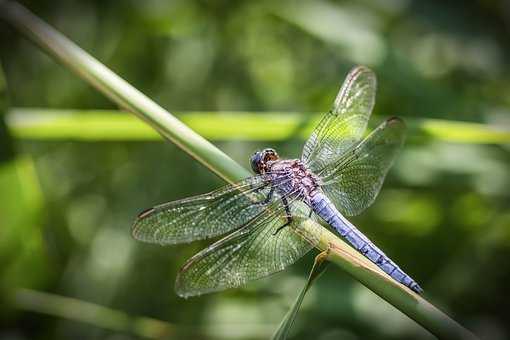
<box><xmin>410</xmin><ymin>282</ymin><xmax>424</xmax><ymax>294</ymax></box>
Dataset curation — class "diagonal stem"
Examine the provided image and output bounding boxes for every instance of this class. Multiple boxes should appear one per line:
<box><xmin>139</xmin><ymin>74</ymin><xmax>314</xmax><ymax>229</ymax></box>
<box><xmin>0</xmin><ymin>1</ymin><xmax>478</xmax><ymax>339</ymax></box>
<box><xmin>0</xmin><ymin>0</ymin><xmax>249</xmax><ymax>184</ymax></box>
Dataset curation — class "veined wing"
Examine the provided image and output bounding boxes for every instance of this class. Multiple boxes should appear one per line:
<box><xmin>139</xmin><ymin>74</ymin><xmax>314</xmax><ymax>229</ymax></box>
<box><xmin>319</xmin><ymin>117</ymin><xmax>405</xmax><ymax>216</ymax></box>
<box><xmin>132</xmin><ymin>174</ymin><xmax>287</xmax><ymax>245</ymax></box>
<box><xmin>302</xmin><ymin>66</ymin><xmax>376</xmax><ymax>173</ymax></box>
<box><xmin>175</xmin><ymin>197</ymin><xmax>317</xmax><ymax>297</ymax></box>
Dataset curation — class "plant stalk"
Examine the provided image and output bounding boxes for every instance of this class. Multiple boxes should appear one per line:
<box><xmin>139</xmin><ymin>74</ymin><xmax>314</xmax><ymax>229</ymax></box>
<box><xmin>0</xmin><ymin>0</ymin><xmax>249</xmax><ymax>184</ymax></box>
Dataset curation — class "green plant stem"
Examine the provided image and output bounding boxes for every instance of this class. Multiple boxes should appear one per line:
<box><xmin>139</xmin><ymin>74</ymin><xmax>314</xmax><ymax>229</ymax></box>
<box><xmin>301</xmin><ymin>222</ymin><xmax>477</xmax><ymax>339</ymax></box>
<box><xmin>0</xmin><ymin>1</ymin><xmax>249</xmax><ymax>184</ymax></box>
<box><xmin>0</xmin><ymin>2</ymin><xmax>478</xmax><ymax>339</ymax></box>
<box><xmin>6</xmin><ymin>108</ymin><xmax>510</xmax><ymax>144</ymax></box>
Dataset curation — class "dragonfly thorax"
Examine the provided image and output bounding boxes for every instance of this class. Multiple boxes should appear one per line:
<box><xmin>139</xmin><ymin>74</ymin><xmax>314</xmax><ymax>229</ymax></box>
<box><xmin>267</xmin><ymin>159</ymin><xmax>321</xmax><ymax>201</ymax></box>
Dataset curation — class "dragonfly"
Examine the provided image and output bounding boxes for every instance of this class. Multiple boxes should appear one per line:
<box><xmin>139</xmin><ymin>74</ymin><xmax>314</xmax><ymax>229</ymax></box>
<box><xmin>132</xmin><ymin>66</ymin><xmax>423</xmax><ymax>297</ymax></box>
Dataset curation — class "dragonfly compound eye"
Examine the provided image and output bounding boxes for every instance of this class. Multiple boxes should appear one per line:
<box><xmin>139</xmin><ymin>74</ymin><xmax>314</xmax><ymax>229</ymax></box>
<box><xmin>263</xmin><ymin>148</ymin><xmax>279</xmax><ymax>162</ymax></box>
<box><xmin>250</xmin><ymin>151</ymin><xmax>264</xmax><ymax>174</ymax></box>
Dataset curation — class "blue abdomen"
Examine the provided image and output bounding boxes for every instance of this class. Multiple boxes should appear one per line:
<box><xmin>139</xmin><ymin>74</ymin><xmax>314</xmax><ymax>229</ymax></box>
<box><xmin>310</xmin><ymin>192</ymin><xmax>423</xmax><ymax>294</ymax></box>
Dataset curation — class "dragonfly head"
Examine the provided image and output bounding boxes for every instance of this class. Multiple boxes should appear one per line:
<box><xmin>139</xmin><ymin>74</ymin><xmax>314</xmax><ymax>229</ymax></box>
<box><xmin>250</xmin><ymin>148</ymin><xmax>279</xmax><ymax>174</ymax></box>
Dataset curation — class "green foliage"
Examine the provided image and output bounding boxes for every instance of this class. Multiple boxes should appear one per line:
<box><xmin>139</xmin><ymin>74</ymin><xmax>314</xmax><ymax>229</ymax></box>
<box><xmin>1</xmin><ymin>1</ymin><xmax>509</xmax><ymax>339</ymax></box>
<box><xmin>12</xmin><ymin>288</ymin><xmax>177</xmax><ymax>338</ymax></box>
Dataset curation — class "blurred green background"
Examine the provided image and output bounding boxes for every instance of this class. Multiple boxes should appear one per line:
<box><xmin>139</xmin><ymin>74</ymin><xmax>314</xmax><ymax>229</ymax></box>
<box><xmin>1</xmin><ymin>0</ymin><xmax>510</xmax><ymax>339</ymax></box>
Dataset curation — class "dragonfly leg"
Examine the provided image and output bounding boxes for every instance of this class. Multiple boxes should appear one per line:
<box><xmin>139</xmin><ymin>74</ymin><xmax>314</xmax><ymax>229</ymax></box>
<box><xmin>273</xmin><ymin>196</ymin><xmax>293</xmax><ymax>235</ymax></box>
<box><xmin>256</xmin><ymin>187</ymin><xmax>275</xmax><ymax>205</ymax></box>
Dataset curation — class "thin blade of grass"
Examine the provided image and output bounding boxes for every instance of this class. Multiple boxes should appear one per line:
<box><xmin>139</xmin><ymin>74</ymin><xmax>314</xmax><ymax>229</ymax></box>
<box><xmin>272</xmin><ymin>251</ymin><xmax>330</xmax><ymax>340</ymax></box>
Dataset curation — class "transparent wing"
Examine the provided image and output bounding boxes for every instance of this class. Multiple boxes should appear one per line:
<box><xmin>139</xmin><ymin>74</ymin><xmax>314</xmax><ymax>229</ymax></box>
<box><xmin>302</xmin><ymin>66</ymin><xmax>376</xmax><ymax>173</ymax></box>
<box><xmin>175</xmin><ymin>197</ymin><xmax>317</xmax><ymax>297</ymax></box>
<box><xmin>132</xmin><ymin>174</ymin><xmax>287</xmax><ymax>245</ymax></box>
<box><xmin>318</xmin><ymin>117</ymin><xmax>405</xmax><ymax>216</ymax></box>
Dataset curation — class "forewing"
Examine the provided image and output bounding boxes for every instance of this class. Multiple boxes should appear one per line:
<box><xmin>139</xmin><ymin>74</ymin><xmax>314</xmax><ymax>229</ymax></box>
<box><xmin>319</xmin><ymin>117</ymin><xmax>405</xmax><ymax>216</ymax></box>
<box><xmin>175</xmin><ymin>199</ymin><xmax>316</xmax><ymax>297</ymax></box>
<box><xmin>302</xmin><ymin>66</ymin><xmax>376</xmax><ymax>172</ymax></box>
<box><xmin>132</xmin><ymin>175</ymin><xmax>279</xmax><ymax>245</ymax></box>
